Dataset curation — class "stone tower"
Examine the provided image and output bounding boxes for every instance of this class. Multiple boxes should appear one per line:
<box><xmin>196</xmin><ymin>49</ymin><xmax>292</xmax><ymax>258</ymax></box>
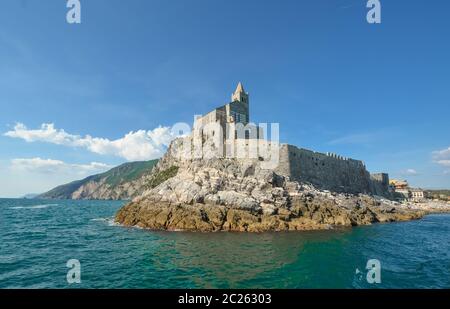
<box><xmin>231</xmin><ymin>82</ymin><xmax>249</xmax><ymax>104</ymax></box>
<box><xmin>227</xmin><ymin>82</ymin><xmax>250</xmax><ymax>125</ymax></box>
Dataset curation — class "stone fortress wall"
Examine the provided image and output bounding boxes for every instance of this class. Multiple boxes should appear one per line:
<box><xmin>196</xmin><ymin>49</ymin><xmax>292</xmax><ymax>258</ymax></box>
<box><xmin>275</xmin><ymin>144</ymin><xmax>389</xmax><ymax>195</ymax></box>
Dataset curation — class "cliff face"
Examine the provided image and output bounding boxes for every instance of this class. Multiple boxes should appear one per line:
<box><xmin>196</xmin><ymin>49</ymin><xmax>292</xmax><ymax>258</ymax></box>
<box><xmin>115</xmin><ymin>137</ymin><xmax>424</xmax><ymax>232</ymax></box>
<box><xmin>38</xmin><ymin>160</ymin><xmax>158</xmax><ymax>200</ymax></box>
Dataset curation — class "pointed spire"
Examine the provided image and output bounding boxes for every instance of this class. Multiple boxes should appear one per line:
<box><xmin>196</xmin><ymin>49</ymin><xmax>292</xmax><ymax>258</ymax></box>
<box><xmin>234</xmin><ymin>82</ymin><xmax>245</xmax><ymax>94</ymax></box>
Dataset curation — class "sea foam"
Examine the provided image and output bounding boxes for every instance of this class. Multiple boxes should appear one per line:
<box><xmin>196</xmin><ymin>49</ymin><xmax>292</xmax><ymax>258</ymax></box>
<box><xmin>10</xmin><ymin>204</ymin><xmax>58</xmax><ymax>210</ymax></box>
<box><xmin>91</xmin><ymin>217</ymin><xmax>121</xmax><ymax>227</ymax></box>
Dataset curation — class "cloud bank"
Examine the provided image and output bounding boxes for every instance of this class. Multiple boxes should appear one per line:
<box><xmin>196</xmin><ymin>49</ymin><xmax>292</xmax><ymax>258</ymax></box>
<box><xmin>4</xmin><ymin>123</ymin><xmax>176</xmax><ymax>161</ymax></box>
<box><xmin>11</xmin><ymin>158</ymin><xmax>111</xmax><ymax>175</ymax></box>
<box><xmin>400</xmin><ymin>169</ymin><xmax>419</xmax><ymax>176</ymax></box>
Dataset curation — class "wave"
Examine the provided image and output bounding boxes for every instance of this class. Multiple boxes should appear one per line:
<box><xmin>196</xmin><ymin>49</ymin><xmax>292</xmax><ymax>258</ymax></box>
<box><xmin>90</xmin><ymin>218</ymin><xmax>109</xmax><ymax>222</ymax></box>
<box><xmin>91</xmin><ymin>217</ymin><xmax>121</xmax><ymax>227</ymax></box>
<box><xmin>10</xmin><ymin>204</ymin><xmax>58</xmax><ymax>210</ymax></box>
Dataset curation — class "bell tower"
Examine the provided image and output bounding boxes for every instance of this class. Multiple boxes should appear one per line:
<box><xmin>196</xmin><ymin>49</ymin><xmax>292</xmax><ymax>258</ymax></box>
<box><xmin>231</xmin><ymin>82</ymin><xmax>249</xmax><ymax>104</ymax></box>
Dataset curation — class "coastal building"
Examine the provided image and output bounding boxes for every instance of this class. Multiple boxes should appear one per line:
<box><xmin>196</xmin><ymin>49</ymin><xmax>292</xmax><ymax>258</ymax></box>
<box><xmin>390</xmin><ymin>179</ymin><xmax>409</xmax><ymax>190</ymax></box>
<box><xmin>410</xmin><ymin>188</ymin><xmax>427</xmax><ymax>202</ymax></box>
<box><xmin>388</xmin><ymin>179</ymin><xmax>429</xmax><ymax>202</ymax></box>
<box><xmin>389</xmin><ymin>180</ymin><xmax>411</xmax><ymax>200</ymax></box>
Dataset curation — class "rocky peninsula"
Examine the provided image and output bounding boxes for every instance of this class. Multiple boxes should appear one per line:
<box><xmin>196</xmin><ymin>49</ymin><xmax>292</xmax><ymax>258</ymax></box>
<box><xmin>115</xmin><ymin>83</ymin><xmax>450</xmax><ymax>232</ymax></box>
<box><xmin>115</xmin><ymin>137</ymin><xmax>426</xmax><ymax>232</ymax></box>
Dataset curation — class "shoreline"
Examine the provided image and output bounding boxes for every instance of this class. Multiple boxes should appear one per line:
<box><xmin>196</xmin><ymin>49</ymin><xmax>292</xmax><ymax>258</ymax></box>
<box><xmin>116</xmin><ymin>209</ymin><xmax>450</xmax><ymax>234</ymax></box>
<box><xmin>114</xmin><ymin>198</ymin><xmax>433</xmax><ymax>233</ymax></box>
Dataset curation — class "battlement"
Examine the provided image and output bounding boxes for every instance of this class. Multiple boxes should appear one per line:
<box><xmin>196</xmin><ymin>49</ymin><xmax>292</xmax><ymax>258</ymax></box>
<box><xmin>274</xmin><ymin>144</ymin><xmax>377</xmax><ymax>194</ymax></box>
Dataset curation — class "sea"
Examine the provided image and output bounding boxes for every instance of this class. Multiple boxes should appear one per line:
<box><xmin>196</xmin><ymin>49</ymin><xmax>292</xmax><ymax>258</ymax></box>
<box><xmin>0</xmin><ymin>198</ymin><xmax>449</xmax><ymax>289</ymax></box>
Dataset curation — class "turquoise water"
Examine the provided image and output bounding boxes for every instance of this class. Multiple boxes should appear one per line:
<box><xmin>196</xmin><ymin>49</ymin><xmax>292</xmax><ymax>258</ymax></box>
<box><xmin>0</xmin><ymin>198</ymin><xmax>449</xmax><ymax>288</ymax></box>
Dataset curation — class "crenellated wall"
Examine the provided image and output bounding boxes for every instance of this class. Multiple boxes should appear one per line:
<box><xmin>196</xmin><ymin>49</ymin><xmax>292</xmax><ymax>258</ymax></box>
<box><xmin>275</xmin><ymin>144</ymin><xmax>389</xmax><ymax>195</ymax></box>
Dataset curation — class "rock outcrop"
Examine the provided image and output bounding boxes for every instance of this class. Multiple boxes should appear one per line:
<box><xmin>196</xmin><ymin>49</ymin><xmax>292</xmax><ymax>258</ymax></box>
<box><xmin>115</xmin><ymin>137</ymin><xmax>425</xmax><ymax>232</ymax></box>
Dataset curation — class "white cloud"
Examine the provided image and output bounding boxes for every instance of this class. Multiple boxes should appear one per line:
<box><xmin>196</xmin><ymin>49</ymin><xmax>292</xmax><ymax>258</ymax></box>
<box><xmin>436</xmin><ymin>160</ymin><xmax>450</xmax><ymax>167</ymax></box>
<box><xmin>10</xmin><ymin>158</ymin><xmax>112</xmax><ymax>175</ymax></box>
<box><xmin>401</xmin><ymin>169</ymin><xmax>419</xmax><ymax>176</ymax></box>
<box><xmin>4</xmin><ymin>123</ymin><xmax>177</xmax><ymax>161</ymax></box>
<box><xmin>432</xmin><ymin>147</ymin><xmax>450</xmax><ymax>167</ymax></box>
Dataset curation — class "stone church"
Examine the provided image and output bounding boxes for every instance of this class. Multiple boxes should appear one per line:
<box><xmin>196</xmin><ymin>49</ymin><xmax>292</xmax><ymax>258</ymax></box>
<box><xmin>194</xmin><ymin>82</ymin><xmax>262</xmax><ymax>140</ymax></box>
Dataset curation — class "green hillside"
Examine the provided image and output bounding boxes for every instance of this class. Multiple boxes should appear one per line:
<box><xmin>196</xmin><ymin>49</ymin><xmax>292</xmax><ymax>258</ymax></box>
<box><xmin>38</xmin><ymin>160</ymin><xmax>158</xmax><ymax>200</ymax></box>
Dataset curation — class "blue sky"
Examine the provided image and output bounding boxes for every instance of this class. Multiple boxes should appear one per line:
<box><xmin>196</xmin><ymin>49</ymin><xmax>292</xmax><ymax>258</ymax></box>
<box><xmin>0</xmin><ymin>0</ymin><xmax>449</xmax><ymax>197</ymax></box>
